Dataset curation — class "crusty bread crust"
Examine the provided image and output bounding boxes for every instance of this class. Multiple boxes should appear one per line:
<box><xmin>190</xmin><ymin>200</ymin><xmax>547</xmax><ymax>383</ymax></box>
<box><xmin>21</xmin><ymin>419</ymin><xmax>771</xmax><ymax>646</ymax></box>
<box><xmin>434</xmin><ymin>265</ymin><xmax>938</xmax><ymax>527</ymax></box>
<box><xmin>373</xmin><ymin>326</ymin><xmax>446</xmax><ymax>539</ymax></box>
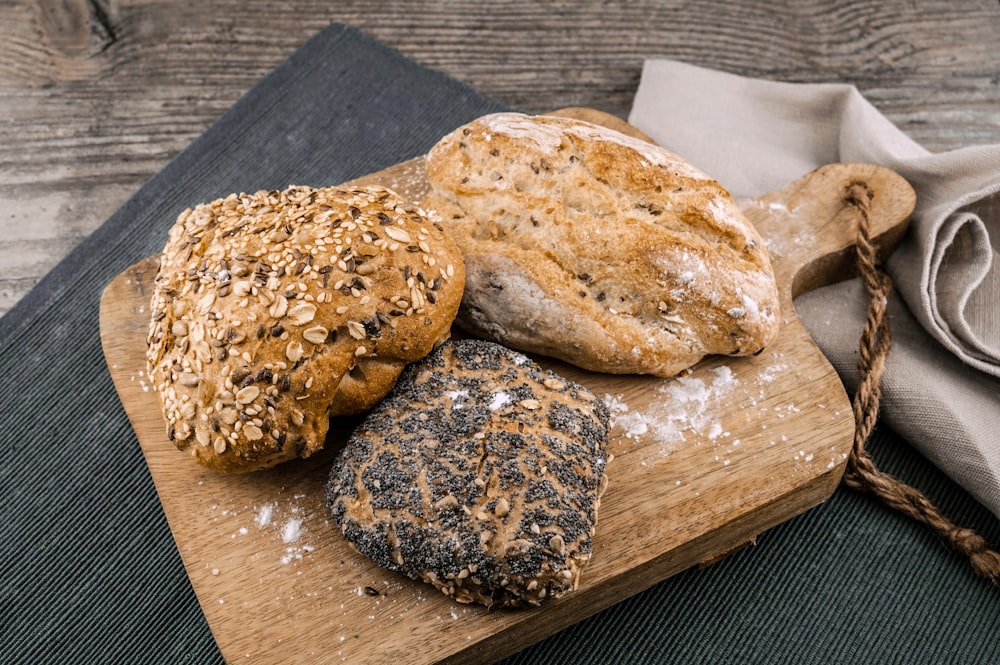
<box><xmin>146</xmin><ymin>185</ymin><xmax>465</xmax><ymax>473</ymax></box>
<box><xmin>327</xmin><ymin>339</ymin><xmax>610</xmax><ymax>608</ymax></box>
<box><xmin>423</xmin><ymin>112</ymin><xmax>780</xmax><ymax>377</ymax></box>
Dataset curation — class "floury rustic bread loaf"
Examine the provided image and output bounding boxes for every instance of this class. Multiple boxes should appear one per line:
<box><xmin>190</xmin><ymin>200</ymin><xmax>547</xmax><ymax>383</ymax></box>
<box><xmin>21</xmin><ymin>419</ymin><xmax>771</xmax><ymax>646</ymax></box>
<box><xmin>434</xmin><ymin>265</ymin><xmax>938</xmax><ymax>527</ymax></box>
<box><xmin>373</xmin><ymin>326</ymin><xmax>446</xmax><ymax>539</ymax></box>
<box><xmin>146</xmin><ymin>185</ymin><xmax>465</xmax><ymax>473</ymax></box>
<box><xmin>327</xmin><ymin>339</ymin><xmax>610</xmax><ymax>608</ymax></box>
<box><xmin>422</xmin><ymin>112</ymin><xmax>781</xmax><ymax>377</ymax></box>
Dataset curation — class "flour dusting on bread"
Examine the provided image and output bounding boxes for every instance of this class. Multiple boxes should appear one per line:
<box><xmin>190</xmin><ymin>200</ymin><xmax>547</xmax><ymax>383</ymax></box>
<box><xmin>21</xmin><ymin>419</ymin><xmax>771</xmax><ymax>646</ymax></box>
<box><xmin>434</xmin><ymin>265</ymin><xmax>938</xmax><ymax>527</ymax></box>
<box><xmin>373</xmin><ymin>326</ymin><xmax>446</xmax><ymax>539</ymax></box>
<box><xmin>423</xmin><ymin>112</ymin><xmax>780</xmax><ymax>377</ymax></box>
<box><xmin>480</xmin><ymin>113</ymin><xmax>706</xmax><ymax>181</ymax></box>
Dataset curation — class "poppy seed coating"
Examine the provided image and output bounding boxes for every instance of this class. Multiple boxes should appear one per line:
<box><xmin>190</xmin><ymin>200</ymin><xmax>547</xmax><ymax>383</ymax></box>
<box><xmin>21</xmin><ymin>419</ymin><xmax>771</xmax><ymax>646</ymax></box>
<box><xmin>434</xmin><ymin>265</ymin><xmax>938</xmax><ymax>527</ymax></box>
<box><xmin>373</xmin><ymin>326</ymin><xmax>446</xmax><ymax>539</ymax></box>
<box><xmin>326</xmin><ymin>339</ymin><xmax>610</xmax><ymax>607</ymax></box>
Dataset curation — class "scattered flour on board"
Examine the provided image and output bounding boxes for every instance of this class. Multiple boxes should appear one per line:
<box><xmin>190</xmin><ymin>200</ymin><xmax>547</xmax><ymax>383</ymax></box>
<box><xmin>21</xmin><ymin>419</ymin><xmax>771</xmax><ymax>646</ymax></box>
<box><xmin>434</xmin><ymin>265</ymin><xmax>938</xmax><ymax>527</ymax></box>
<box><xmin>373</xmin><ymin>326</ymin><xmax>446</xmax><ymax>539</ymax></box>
<box><xmin>282</xmin><ymin>517</ymin><xmax>303</xmax><ymax>544</ymax></box>
<box><xmin>738</xmin><ymin>197</ymin><xmax>810</xmax><ymax>260</ymax></box>
<box><xmin>255</xmin><ymin>503</ymin><xmax>275</xmax><ymax>528</ymax></box>
<box><xmin>757</xmin><ymin>362</ymin><xmax>788</xmax><ymax>385</ymax></box>
<box><xmin>274</xmin><ymin>499</ymin><xmax>316</xmax><ymax>565</ymax></box>
<box><xmin>604</xmin><ymin>365</ymin><xmax>739</xmax><ymax>449</ymax></box>
<box><xmin>209</xmin><ymin>495</ymin><xmax>317</xmax><ymax>568</ymax></box>
<box><xmin>129</xmin><ymin>369</ymin><xmax>151</xmax><ymax>393</ymax></box>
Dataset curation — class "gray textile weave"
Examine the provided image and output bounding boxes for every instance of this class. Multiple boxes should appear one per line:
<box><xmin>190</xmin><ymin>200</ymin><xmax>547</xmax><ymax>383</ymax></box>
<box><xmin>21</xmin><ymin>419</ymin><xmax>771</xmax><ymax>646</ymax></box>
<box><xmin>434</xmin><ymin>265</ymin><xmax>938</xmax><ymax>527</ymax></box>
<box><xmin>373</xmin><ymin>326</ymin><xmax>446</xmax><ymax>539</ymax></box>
<box><xmin>1</xmin><ymin>23</ymin><xmax>997</xmax><ymax>665</ymax></box>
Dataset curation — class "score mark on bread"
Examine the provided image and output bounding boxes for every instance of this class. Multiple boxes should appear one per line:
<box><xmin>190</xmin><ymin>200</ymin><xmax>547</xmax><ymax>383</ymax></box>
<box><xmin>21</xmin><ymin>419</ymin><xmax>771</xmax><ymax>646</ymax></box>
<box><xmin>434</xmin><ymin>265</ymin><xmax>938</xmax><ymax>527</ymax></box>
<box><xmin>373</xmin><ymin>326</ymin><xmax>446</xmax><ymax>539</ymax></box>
<box><xmin>423</xmin><ymin>112</ymin><xmax>781</xmax><ymax>377</ymax></box>
<box><xmin>326</xmin><ymin>339</ymin><xmax>610</xmax><ymax>608</ymax></box>
<box><xmin>145</xmin><ymin>185</ymin><xmax>465</xmax><ymax>473</ymax></box>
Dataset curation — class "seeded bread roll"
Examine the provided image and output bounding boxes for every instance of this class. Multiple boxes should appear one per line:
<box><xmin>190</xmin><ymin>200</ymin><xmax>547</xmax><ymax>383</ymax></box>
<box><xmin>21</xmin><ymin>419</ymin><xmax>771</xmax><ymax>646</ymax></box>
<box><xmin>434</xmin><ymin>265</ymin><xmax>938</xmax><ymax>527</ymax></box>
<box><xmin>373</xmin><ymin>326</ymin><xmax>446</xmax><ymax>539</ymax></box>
<box><xmin>146</xmin><ymin>185</ymin><xmax>465</xmax><ymax>473</ymax></box>
<box><xmin>326</xmin><ymin>339</ymin><xmax>610</xmax><ymax>608</ymax></box>
<box><xmin>422</xmin><ymin>112</ymin><xmax>781</xmax><ymax>377</ymax></box>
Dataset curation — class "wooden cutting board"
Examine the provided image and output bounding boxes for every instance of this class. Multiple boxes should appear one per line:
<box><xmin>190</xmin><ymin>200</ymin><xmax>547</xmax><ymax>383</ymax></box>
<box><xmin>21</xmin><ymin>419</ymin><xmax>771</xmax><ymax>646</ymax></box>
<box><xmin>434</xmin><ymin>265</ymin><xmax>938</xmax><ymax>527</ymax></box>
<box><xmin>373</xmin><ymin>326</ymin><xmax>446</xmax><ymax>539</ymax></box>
<box><xmin>99</xmin><ymin>109</ymin><xmax>915</xmax><ymax>665</ymax></box>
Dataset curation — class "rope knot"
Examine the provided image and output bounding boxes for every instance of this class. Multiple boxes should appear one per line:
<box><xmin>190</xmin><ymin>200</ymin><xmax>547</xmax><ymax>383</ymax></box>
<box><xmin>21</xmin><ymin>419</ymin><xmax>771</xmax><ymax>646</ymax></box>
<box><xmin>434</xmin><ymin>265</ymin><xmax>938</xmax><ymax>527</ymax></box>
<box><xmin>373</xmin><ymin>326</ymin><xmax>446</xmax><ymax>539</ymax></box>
<box><xmin>950</xmin><ymin>527</ymin><xmax>1000</xmax><ymax>583</ymax></box>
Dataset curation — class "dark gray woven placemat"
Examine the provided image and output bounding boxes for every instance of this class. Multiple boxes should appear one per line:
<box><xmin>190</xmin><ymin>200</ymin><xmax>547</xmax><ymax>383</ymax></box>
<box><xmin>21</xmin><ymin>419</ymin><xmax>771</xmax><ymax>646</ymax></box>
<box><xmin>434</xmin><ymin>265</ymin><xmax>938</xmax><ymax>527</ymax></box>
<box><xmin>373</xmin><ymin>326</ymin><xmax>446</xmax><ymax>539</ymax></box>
<box><xmin>1</xmin><ymin>22</ymin><xmax>996</xmax><ymax>665</ymax></box>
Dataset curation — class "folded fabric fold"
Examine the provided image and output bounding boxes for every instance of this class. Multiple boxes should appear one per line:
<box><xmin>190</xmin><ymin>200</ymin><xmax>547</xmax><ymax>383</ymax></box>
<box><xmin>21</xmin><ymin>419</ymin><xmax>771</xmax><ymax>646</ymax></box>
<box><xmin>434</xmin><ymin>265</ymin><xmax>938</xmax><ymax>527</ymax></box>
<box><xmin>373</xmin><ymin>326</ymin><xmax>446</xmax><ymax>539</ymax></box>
<box><xmin>795</xmin><ymin>280</ymin><xmax>1000</xmax><ymax>518</ymax></box>
<box><xmin>628</xmin><ymin>59</ymin><xmax>1000</xmax><ymax>519</ymax></box>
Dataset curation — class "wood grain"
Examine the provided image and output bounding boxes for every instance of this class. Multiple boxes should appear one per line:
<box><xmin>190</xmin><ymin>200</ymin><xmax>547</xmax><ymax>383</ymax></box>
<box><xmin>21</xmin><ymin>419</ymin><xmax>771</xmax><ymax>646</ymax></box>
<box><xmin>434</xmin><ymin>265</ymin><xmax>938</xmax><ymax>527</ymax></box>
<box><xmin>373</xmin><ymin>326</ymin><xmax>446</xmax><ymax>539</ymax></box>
<box><xmin>1</xmin><ymin>0</ymin><xmax>999</xmax><ymax>317</ymax></box>
<box><xmin>99</xmin><ymin>108</ymin><xmax>916</xmax><ymax>663</ymax></box>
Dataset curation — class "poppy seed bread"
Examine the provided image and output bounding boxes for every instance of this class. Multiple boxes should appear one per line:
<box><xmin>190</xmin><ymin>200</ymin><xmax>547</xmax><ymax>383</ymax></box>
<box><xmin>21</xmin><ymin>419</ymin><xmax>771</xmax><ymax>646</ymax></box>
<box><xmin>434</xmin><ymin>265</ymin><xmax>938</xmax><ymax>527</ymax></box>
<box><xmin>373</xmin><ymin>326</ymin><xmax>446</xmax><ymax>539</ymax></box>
<box><xmin>326</xmin><ymin>339</ymin><xmax>610</xmax><ymax>608</ymax></box>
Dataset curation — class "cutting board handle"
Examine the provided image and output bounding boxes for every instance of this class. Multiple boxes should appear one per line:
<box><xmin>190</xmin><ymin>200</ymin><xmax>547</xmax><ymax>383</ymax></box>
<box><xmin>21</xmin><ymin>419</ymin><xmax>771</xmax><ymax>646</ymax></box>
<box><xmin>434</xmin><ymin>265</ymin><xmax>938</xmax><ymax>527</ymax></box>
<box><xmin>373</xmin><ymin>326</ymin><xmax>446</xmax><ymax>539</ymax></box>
<box><xmin>746</xmin><ymin>162</ymin><xmax>914</xmax><ymax>306</ymax></box>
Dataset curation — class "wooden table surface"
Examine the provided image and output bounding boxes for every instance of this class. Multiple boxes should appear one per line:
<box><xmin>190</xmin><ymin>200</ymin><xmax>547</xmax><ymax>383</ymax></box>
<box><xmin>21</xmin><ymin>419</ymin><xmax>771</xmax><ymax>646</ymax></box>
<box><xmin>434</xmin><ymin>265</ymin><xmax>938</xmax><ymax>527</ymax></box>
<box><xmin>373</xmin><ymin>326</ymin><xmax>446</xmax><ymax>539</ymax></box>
<box><xmin>2</xmin><ymin>0</ymin><xmax>1000</xmax><ymax>319</ymax></box>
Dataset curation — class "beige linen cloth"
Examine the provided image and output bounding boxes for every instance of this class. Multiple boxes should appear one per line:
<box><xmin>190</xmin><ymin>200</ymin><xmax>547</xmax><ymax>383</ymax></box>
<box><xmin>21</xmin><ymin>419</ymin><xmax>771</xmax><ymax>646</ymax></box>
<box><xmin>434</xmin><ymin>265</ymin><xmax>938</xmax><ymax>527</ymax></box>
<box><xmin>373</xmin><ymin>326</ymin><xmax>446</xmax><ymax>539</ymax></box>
<box><xmin>629</xmin><ymin>59</ymin><xmax>1000</xmax><ymax>520</ymax></box>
